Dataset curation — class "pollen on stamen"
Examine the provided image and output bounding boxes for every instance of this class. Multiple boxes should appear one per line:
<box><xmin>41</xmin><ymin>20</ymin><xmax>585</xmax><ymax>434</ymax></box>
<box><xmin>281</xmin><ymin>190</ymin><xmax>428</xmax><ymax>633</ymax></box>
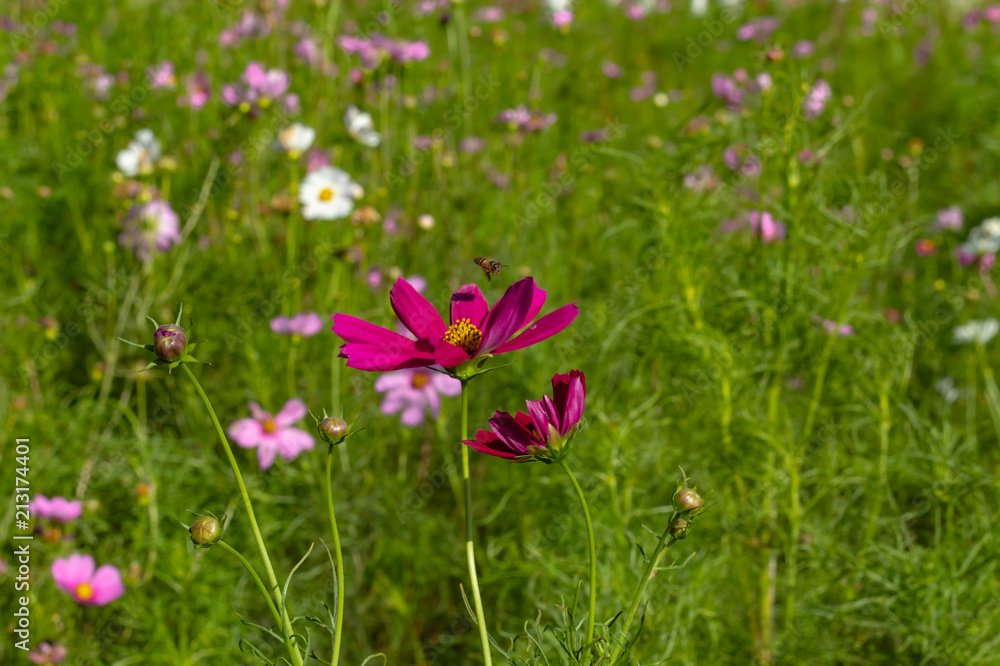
<box><xmin>444</xmin><ymin>318</ymin><xmax>482</xmax><ymax>355</ymax></box>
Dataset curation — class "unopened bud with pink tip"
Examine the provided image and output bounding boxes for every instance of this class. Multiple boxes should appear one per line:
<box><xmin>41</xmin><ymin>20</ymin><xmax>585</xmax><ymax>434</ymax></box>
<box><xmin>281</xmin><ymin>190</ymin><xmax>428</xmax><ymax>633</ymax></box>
<box><xmin>319</xmin><ymin>416</ymin><xmax>349</xmax><ymax>444</ymax></box>
<box><xmin>154</xmin><ymin>323</ymin><xmax>187</xmax><ymax>361</ymax></box>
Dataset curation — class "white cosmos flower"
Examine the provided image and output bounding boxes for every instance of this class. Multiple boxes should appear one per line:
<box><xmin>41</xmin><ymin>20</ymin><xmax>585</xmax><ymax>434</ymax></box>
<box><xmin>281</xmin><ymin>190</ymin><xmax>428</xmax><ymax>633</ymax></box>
<box><xmin>278</xmin><ymin>123</ymin><xmax>316</xmax><ymax>155</ymax></box>
<box><xmin>298</xmin><ymin>166</ymin><xmax>357</xmax><ymax>221</ymax></box>
<box><xmin>116</xmin><ymin>129</ymin><xmax>162</xmax><ymax>177</ymax></box>
<box><xmin>934</xmin><ymin>377</ymin><xmax>959</xmax><ymax>404</ymax></box>
<box><xmin>953</xmin><ymin>319</ymin><xmax>999</xmax><ymax>345</ymax></box>
<box><xmin>344</xmin><ymin>104</ymin><xmax>381</xmax><ymax>147</ymax></box>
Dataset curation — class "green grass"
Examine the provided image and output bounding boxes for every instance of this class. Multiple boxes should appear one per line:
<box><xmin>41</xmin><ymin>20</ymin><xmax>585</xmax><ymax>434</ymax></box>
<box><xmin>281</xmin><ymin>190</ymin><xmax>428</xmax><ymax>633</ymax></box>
<box><xmin>3</xmin><ymin>0</ymin><xmax>1000</xmax><ymax>664</ymax></box>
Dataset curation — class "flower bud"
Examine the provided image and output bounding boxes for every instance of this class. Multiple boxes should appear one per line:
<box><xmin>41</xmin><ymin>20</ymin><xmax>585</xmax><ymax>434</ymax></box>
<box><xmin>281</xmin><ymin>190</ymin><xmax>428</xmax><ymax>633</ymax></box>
<box><xmin>319</xmin><ymin>417</ymin><xmax>348</xmax><ymax>443</ymax></box>
<box><xmin>190</xmin><ymin>516</ymin><xmax>221</xmax><ymax>548</ymax></box>
<box><xmin>672</xmin><ymin>487</ymin><xmax>703</xmax><ymax>514</ymax></box>
<box><xmin>154</xmin><ymin>323</ymin><xmax>188</xmax><ymax>361</ymax></box>
<box><xmin>671</xmin><ymin>518</ymin><xmax>690</xmax><ymax>540</ymax></box>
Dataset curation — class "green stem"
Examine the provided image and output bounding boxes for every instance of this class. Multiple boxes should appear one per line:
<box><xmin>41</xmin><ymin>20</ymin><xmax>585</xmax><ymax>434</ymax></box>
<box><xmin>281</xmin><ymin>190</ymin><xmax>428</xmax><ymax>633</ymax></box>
<box><xmin>324</xmin><ymin>445</ymin><xmax>346</xmax><ymax>666</ymax></box>
<box><xmin>218</xmin><ymin>540</ymin><xmax>283</xmax><ymax>629</ymax></box>
<box><xmin>460</xmin><ymin>382</ymin><xmax>493</xmax><ymax>665</ymax></box>
<box><xmin>608</xmin><ymin>513</ymin><xmax>680</xmax><ymax>662</ymax></box>
<box><xmin>180</xmin><ymin>365</ymin><xmax>304</xmax><ymax>666</ymax></box>
<box><xmin>559</xmin><ymin>461</ymin><xmax>597</xmax><ymax>652</ymax></box>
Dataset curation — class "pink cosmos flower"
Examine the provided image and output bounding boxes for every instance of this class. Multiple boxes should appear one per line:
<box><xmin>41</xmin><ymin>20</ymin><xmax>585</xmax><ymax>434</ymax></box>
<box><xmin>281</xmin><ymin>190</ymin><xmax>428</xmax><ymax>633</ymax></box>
<box><xmin>228</xmin><ymin>399</ymin><xmax>315</xmax><ymax>469</ymax></box>
<box><xmin>179</xmin><ymin>71</ymin><xmax>211</xmax><ymax>110</ymax></box>
<box><xmin>791</xmin><ymin>40</ymin><xmax>815</xmax><ymax>58</ymax></box>
<box><xmin>711</xmin><ymin>73</ymin><xmax>743</xmax><ymax>110</ymax></box>
<box><xmin>821</xmin><ymin>319</ymin><xmax>854</xmax><ymax>336</ymax></box>
<box><xmin>30</xmin><ymin>495</ymin><xmax>82</xmax><ymax>523</ymax></box>
<box><xmin>331</xmin><ymin>277</ymin><xmax>578</xmax><ymax>372</ymax></box>
<box><xmin>552</xmin><ymin>10</ymin><xmax>574</xmax><ymax>28</ymax></box>
<box><xmin>375</xmin><ymin>368</ymin><xmax>462</xmax><ymax>426</ymax></box>
<box><xmin>802</xmin><ymin>79</ymin><xmax>832</xmax><ymax>120</ymax></box>
<box><xmin>270</xmin><ymin>312</ymin><xmax>324</xmax><ymax>337</ymax></box>
<box><xmin>294</xmin><ymin>37</ymin><xmax>322</xmax><ymax>67</ymax></box>
<box><xmin>51</xmin><ymin>554</ymin><xmax>125</xmax><ymax>606</ymax></box>
<box><xmin>934</xmin><ymin>206</ymin><xmax>963</xmax><ymax>231</ymax></box>
<box><xmin>119</xmin><ymin>198</ymin><xmax>181</xmax><ymax>262</ymax></box>
<box><xmin>749</xmin><ymin>210</ymin><xmax>786</xmax><ymax>243</ymax></box>
<box><xmin>496</xmin><ymin>106</ymin><xmax>557</xmax><ymax>132</ymax></box>
<box><xmin>222</xmin><ymin>62</ymin><xmax>295</xmax><ymax>114</ymax></box>
<box><xmin>464</xmin><ymin>370</ymin><xmax>586</xmax><ymax>460</ymax></box>
<box><xmin>602</xmin><ymin>61</ymin><xmax>623</xmax><ymax>79</ymax></box>
<box><xmin>28</xmin><ymin>642</ymin><xmax>67</xmax><ymax>665</ymax></box>
<box><xmin>147</xmin><ymin>61</ymin><xmax>176</xmax><ymax>89</ymax></box>
<box><xmin>307</xmin><ymin>148</ymin><xmax>331</xmax><ymax>172</ymax></box>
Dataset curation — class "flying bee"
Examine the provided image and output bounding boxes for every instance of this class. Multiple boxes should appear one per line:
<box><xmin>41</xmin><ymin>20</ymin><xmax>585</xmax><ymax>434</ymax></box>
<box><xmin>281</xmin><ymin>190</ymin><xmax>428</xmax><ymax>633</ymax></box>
<box><xmin>473</xmin><ymin>257</ymin><xmax>504</xmax><ymax>281</ymax></box>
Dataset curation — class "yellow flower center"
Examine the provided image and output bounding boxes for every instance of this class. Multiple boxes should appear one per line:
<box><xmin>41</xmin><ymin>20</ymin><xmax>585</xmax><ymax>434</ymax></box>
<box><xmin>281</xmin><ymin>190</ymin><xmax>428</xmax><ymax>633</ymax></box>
<box><xmin>263</xmin><ymin>419</ymin><xmax>277</xmax><ymax>433</ymax></box>
<box><xmin>444</xmin><ymin>318</ymin><xmax>482</xmax><ymax>355</ymax></box>
<box><xmin>76</xmin><ymin>583</ymin><xmax>94</xmax><ymax>601</ymax></box>
<box><xmin>319</xmin><ymin>187</ymin><xmax>335</xmax><ymax>202</ymax></box>
<box><xmin>411</xmin><ymin>371</ymin><xmax>430</xmax><ymax>389</ymax></box>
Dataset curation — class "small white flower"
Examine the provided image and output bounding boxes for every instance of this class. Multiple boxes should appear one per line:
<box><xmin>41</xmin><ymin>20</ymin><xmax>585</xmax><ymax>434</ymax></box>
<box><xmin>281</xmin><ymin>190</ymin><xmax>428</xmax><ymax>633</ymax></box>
<box><xmin>277</xmin><ymin>123</ymin><xmax>316</xmax><ymax>155</ymax></box>
<box><xmin>344</xmin><ymin>105</ymin><xmax>381</xmax><ymax>147</ymax></box>
<box><xmin>116</xmin><ymin>129</ymin><xmax>162</xmax><ymax>177</ymax></box>
<box><xmin>417</xmin><ymin>214</ymin><xmax>435</xmax><ymax>230</ymax></box>
<box><xmin>934</xmin><ymin>377</ymin><xmax>959</xmax><ymax>404</ymax></box>
<box><xmin>953</xmin><ymin>318</ymin><xmax>999</xmax><ymax>345</ymax></box>
<box><xmin>980</xmin><ymin>216</ymin><xmax>1000</xmax><ymax>239</ymax></box>
<box><xmin>298</xmin><ymin>166</ymin><xmax>357</xmax><ymax>221</ymax></box>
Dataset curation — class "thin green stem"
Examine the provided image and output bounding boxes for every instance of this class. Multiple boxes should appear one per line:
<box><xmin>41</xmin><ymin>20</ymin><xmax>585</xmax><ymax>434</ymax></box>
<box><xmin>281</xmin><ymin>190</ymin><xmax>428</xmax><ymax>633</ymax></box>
<box><xmin>460</xmin><ymin>382</ymin><xmax>492</xmax><ymax>666</ymax></box>
<box><xmin>559</xmin><ymin>461</ymin><xmax>597</xmax><ymax>652</ymax></box>
<box><xmin>324</xmin><ymin>445</ymin><xmax>346</xmax><ymax>666</ymax></box>
<box><xmin>180</xmin><ymin>365</ymin><xmax>304</xmax><ymax>666</ymax></box>
<box><xmin>608</xmin><ymin>514</ymin><xmax>679</xmax><ymax>663</ymax></box>
<box><xmin>218</xmin><ymin>540</ymin><xmax>283</xmax><ymax>629</ymax></box>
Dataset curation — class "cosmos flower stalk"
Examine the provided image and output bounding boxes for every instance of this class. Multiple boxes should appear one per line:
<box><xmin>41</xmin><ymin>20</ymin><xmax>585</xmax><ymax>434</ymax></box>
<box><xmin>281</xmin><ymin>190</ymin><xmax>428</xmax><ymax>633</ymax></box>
<box><xmin>464</xmin><ymin>370</ymin><xmax>596</xmax><ymax>651</ymax></box>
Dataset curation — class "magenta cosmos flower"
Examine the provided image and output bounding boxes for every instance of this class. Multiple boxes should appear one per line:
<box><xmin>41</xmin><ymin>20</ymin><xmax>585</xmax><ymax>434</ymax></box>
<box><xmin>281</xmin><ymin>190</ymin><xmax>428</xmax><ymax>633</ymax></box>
<box><xmin>30</xmin><ymin>495</ymin><xmax>82</xmax><ymax>523</ymax></box>
<box><xmin>464</xmin><ymin>370</ymin><xmax>586</xmax><ymax>461</ymax></box>
<box><xmin>51</xmin><ymin>554</ymin><xmax>125</xmax><ymax>606</ymax></box>
<box><xmin>228</xmin><ymin>398</ymin><xmax>315</xmax><ymax>469</ymax></box>
<box><xmin>331</xmin><ymin>277</ymin><xmax>578</xmax><ymax>372</ymax></box>
<box><xmin>375</xmin><ymin>368</ymin><xmax>462</xmax><ymax>426</ymax></box>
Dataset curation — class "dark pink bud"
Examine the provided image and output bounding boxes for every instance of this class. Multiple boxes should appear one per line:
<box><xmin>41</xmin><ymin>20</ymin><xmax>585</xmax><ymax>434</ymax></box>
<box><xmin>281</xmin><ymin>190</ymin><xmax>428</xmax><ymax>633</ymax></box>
<box><xmin>154</xmin><ymin>324</ymin><xmax>187</xmax><ymax>361</ymax></box>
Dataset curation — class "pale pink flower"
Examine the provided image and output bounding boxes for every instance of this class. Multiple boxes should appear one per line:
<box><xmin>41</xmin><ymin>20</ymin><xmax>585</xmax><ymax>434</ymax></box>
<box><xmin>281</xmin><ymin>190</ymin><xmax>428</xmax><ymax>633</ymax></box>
<box><xmin>802</xmin><ymin>79</ymin><xmax>832</xmax><ymax>120</ymax></box>
<box><xmin>375</xmin><ymin>368</ymin><xmax>461</xmax><ymax>427</ymax></box>
<box><xmin>821</xmin><ymin>319</ymin><xmax>853</xmax><ymax>336</ymax></box>
<box><xmin>28</xmin><ymin>642</ymin><xmax>67</xmax><ymax>665</ymax></box>
<box><xmin>147</xmin><ymin>61</ymin><xmax>177</xmax><ymax>89</ymax></box>
<box><xmin>51</xmin><ymin>554</ymin><xmax>124</xmax><ymax>606</ymax></box>
<box><xmin>228</xmin><ymin>399</ymin><xmax>315</xmax><ymax>469</ymax></box>
<box><xmin>934</xmin><ymin>206</ymin><xmax>963</xmax><ymax>231</ymax></box>
<box><xmin>30</xmin><ymin>495</ymin><xmax>82</xmax><ymax>523</ymax></box>
<box><xmin>552</xmin><ymin>10</ymin><xmax>574</xmax><ymax>28</ymax></box>
<box><xmin>119</xmin><ymin>199</ymin><xmax>181</xmax><ymax>263</ymax></box>
<box><xmin>270</xmin><ymin>312</ymin><xmax>324</xmax><ymax>337</ymax></box>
